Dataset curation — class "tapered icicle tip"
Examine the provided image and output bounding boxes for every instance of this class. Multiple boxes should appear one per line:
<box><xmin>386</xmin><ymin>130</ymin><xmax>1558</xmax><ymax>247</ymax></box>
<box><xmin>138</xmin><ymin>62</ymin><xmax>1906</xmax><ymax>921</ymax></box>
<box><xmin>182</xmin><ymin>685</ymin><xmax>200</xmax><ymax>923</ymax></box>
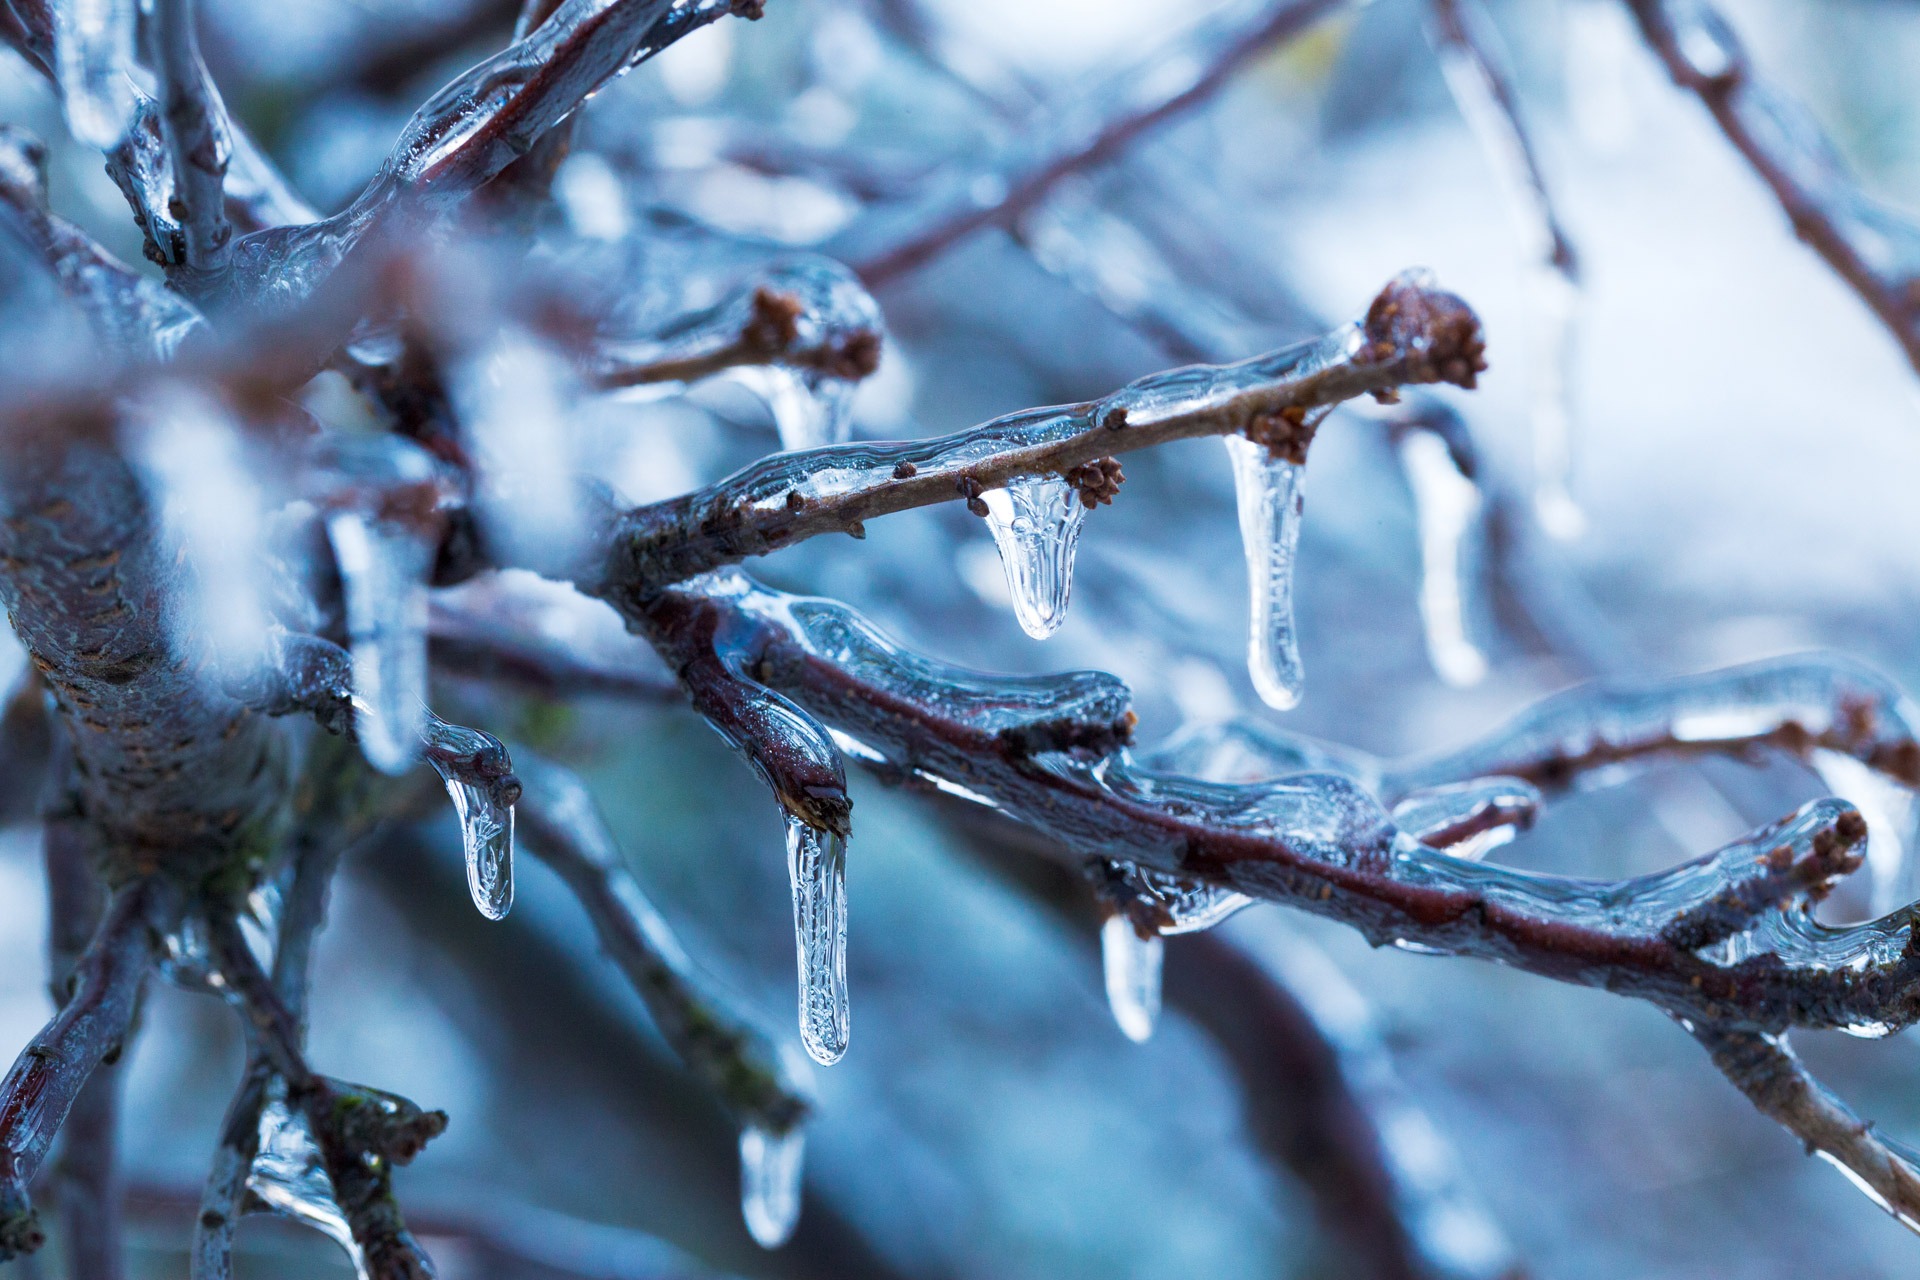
<box><xmin>980</xmin><ymin>474</ymin><xmax>1090</xmax><ymax>640</ymax></box>
<box><xmin>1224</xmin><ymin>437</ymin><xmax>1307</xmax><ymax>711</ymax></box>
<box><xmin>785</xmin><ymin>816</ymin><xmax>849</xmax><ymax>1065</ymax></box>
<box><xmin>740</xmin><ymin>1125</ymin><xmax>805</xmax><ymax>1249</ymax></box>
<box><xmin>422</xmin><ymin>714</ymin><xmax>517</xmax><ymax>921</ymax></box>
<box><xmin>1101</xmin><ymin>914</ymin><xmax>1163</xmax><ymax>1044</ymax></box>
<box><xmin>1396</xmin><ymin>429</ymin><xmax>1490</xmax><ymax>689</ymax></box>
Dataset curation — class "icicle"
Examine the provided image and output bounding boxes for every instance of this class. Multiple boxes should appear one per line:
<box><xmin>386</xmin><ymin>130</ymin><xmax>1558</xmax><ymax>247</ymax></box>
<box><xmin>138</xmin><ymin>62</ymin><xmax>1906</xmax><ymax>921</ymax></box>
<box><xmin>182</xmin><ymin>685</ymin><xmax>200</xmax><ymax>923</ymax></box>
<box><xmin>732</xmin><ymin>365</ymin><xmax>857</xmax><ymax>451</ymax></box>
<box><xmin>1810</xmin><ymin>749</ymin><xmax>1915</xmax><ymax>914</ymax></box>
<box><xmin>1396</xmin><ymin>429</ymin><xmax>1489</xmax><ymax>688</ymax></box>
<box><xmin>979</xmin><ymin>474</ymin><xmax>1088</xmax><ymax>640</ymax></box>
<box><xmin>785</xmin><ymin>816</ymin><xmax>849</xmax><ymax>1065</ymax></box>
<box><xmin>251</xmin><ymin>1085</ymin><xmax>365</xmax><ymax>1274</ymax></box>
<box><xmin>53</xmin><ymin>0</ymin><xmax>137</xmax><ymax>149</ymax></box>
<box><xmin>1100</xmin><ymin>912</ymin><xmax>1163</xmax><ymax>1043</ymax></box>
<box><xmin>1527</xmin><ymin>264</ymin><xmax>1584</xmax><ymax>539</ymax></box>
<box><xmin>422</xmin><ymin>712</ymin><xmax>516</xmax><ymax>921</ymax></box>
<box><xmin>1224</xmin><ymin>436</ymin><xmax>1306</xmax><ymax>710</ymax></box>
<box><xmin>326</xmin><ymin>511</ymin><xmax>430</xmax><ymax>776</ymax></box>
<box><xmin>739</xmin><ymin>1124</ymin><xmax>805</xmax><ymax>1249</ymax></box>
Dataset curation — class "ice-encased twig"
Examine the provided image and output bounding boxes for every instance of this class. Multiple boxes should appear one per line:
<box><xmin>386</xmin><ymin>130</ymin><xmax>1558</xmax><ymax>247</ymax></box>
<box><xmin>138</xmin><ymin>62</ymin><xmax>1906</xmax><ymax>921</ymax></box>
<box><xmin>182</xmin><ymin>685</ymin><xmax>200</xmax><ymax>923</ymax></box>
<box><xmin>0</xmin><ymin>879</ymin><xmax>161</xmax><ymax>1260</ymax></box>
<box><xmin>513</xmin><ymin>754</ymin><xmax>811</xmax><ymax>1134</ymax></box>
<box><xmin>596</xmin><ymin>256</ymin><xmax>884</xmax><ymax>453</ymax></box>
<box><xmin>1623</xmin><ymin>0</ymin><xmax>1920</xmax><ymax>382</ymax></box>
<box><xmin>620</xmin><ymin>571</ymin><xmax>1920</xmax><ymax>1226</ymax></box>
<box><xmin>151</xmin><ymin>0</ymin><xmax>233</xmax><ymax>278</ymax></box>
<box><xmin>844</xmin><ymin>0</ymin><xmax>1357</xmax><ymax>283</ymax></box>
<box><xmin>599</xmin><ymin>273</ymin><xmax>1485</xmax><ymax>597</ymax></box>
<box><xmin>1428</xmin><ymin>0</ymin><xmax>1585</xmax><ymax>538</ymax></box>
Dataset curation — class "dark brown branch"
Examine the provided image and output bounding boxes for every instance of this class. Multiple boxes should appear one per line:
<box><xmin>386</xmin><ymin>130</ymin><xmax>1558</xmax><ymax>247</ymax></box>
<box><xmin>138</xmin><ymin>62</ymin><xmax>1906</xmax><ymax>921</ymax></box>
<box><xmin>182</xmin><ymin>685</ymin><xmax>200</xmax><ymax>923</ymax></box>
<box><xmin>851</xmin><ymin>0</ymin><xmax>1352</xmax><ymax>285</ymax></box>
<box><xmin>596</xmin><ymin>285</ymin><xmax>882</xmax><ymax>390</ymax></box>
<box><xmin>1623</xmin><ymin>0</ymin><xmax>1920</xmax><ymax>378</ymax></box>
<box><xmin>205</xmin><ymin>914</ymin><xmax>444</xmax><ymax>1280</ymax></box>
<box><xmin>0</xmin><ymin>879</ymin><xmax>159</xmax><ymax>1260</ymax></box>
<box><xmin>596</xmin><ymin>275</ymin><xmax>1484</xmax><ymax>596</ymax></box>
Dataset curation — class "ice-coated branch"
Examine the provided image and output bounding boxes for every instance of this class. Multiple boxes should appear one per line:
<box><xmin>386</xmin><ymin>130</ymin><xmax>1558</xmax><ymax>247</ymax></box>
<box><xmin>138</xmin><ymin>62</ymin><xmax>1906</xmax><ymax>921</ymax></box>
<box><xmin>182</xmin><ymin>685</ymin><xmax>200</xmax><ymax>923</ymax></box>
<box><xmin>595</xmin><ymin>269</ymin><xmax>882</xmax><ymax>393</ymax></box>
<box><xmin>44</xmin><ymin>810</ymin><xmax>128</xmax><ymax>1280</ymax></box>
<box><xmin>1695</xmin><ymin>1024</ymin><xmax>1920</xmax><ymax>1229</ymax></box>
<box><xmin>0</xmin><ymin>877</ymin><xmax>159</xmax><ymax>1260</ymax></box>
<box><xmin>516</xmin><ymin>756</ymin><xmax>809</xmax><ymax>1130</ymax></box>
<box><xmin>1622</xmin><ymin>0</ymin><xmax>1920</xmax><ymax>380</ymax></box>
<box><xmin>218</xmin><ymin>0</ymin><xmax>766</xmax><ymax>316</ymax></box>
<box><xmin>514</xmin><ymin>754</ymin><xmax>812</xmax><ymax>1245</ymax></box>
<box><xmin>1428</xmin><ymin>0</ymin><xmax>1583</xmax><ymax>534</ymax></box>
<box><xmin>205</xmin><ymin>913</ymin><xmax>445</xmax><ymax>1280</ymax></box>
<box><xmin>847</xmin><ymin>0</ymin><xmax>1355</xmax><ymax>284</ymax></box>
<box><xmin>150</xmin><ymin>0</ymin><xmax>232</xmax><ymax>279</ymax></box>
<box><xmin>643</xmin><ymin>574</ymin><xmax>1920</xmax><ymax>1040</ymax></box>
<box><xmin>596</xmin><ymin>274</ymin><xmax>1485</xmax><ymax>596</ymax></box>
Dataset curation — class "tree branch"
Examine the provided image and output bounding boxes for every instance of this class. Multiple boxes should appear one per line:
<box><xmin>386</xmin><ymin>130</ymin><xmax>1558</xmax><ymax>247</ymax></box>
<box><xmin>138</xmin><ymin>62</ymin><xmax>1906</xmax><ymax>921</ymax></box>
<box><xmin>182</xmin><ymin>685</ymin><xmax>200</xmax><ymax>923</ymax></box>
<box><xmin>151</xmin><ymin>0</ymin><xmax>233</xmax><ymax>280</ymax></box>
<box><xmin>1622</xmin><ymin>0</ymin><xmax>1920</xmax><ymax>379</ymax></box>
<box><xmin>0</xmin><ymin>878</ymin><xmax>159</xmax><ymax>1260</ymax></box>
<box><xmin>594</xmin><ymin>273</ymin><xmax>1484</xmax><ymax>596</ymax></box>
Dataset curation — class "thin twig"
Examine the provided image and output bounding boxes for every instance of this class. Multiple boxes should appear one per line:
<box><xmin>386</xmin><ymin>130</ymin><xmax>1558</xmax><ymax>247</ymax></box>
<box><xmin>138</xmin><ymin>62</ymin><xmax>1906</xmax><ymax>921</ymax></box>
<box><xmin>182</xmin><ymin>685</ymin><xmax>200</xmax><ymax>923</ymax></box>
<box><xmin>151</xmin><ymin>0</ymin><xmax>233</xmax><ymax>280</ymax></box>
<box><xmin>596</xmin><ymin>275</ymin><xmax>1485</xmax><ymax>595</ymax></box>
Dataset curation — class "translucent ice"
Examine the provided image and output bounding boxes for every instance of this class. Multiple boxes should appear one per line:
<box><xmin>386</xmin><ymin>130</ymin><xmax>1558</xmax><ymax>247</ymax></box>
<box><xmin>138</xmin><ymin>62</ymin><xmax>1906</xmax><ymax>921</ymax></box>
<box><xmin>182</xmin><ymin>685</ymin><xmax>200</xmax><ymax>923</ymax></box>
<box><xmin>326</xmin><ymin>511</ymin><xmax>431</xmax><ymax>776</ymax></box>
<box><xmin>1224</xmin><ymin>436</ymin><xmax>1306</xmax><ymax>710</ymax></box>
<box><xmin>980</xmin><ymin>474</ymin><xmax>1088</xmax><ymax>639</ymax></box>
<box><xmin>54</xmin><ymin>0</ymin><xmax>137</xmax><ymax>149</ymax></box>
<box><xmin>1396</xmin><ymin>428</ymin><xmax>1488</xmax><ymax>688</ymax></box>
<box><xmin>250</xmin><ymin>1086</ymin><xmax>363</xmax><ymax>1273</ymax></box>
<box><xmin>739</xmin><ymin>1124</ymin><xmax>804</xmax><ymax>1249</ymax></box>
<box><xmin>423</xmin><ymin>712</ymin><xmax>516</xmax><ymax>920</ymax></box>
<box><xmin>1101</xmin><ymin>912</ymin><xmax>1162</xmax><ymax>1043</ymax></box>
<box><xmin>785</xmin><ymin>815</ymin><xmax>849</xmax><ymax>1065</ymax></box>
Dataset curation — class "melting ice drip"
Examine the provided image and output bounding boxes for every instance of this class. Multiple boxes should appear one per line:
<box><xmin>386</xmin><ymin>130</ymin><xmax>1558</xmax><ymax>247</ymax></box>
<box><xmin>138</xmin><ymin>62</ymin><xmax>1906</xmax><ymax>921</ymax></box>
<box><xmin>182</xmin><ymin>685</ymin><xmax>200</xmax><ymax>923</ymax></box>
<box><xmin>1224</xmin><ymin>436</ymin><xmax>1306</xmax><ymax>710</ymax></box>
<box><xmin>250</xmin><ymin>1087</ymin><xmax>365</xmax><ymax>1274</ymax></box>
<box><xmin>54</xmin><ymin>0</ymin><xmax>137</xmax><ymax>149</ymax></box>
<box><xmin>1098</xmin><ymin>864</ymin><xmax>1253</xmax><ymax>1042</ymax></box>
<box><xmin>422</xmin><ymin>712</ymin><xmax>516</xmax><ymax>921</ymax></box>
<box><xmin>326</xmin><ymin>510</ymin><xmax>431</xmax><ymax>777</ymax></box>
<box><xmin>980</xmin><ymin>474</ymin><xmax>1088</xmax><ymax>640</ymax></box>
<box><xmin>1100</xmin><ymin>913</ymin><xmax>1163</xmax><ymax>1044</ymax></box>
<box><xmin>1395</xmin><ymin>429</ymin><xmax>1489</xmax><ymax>688</ymax></box>
<box><xmin>785</xmin><ymin>816</ymin><xmax>849</xmax><ymax>1065</ymax></box>
<box><xmin>733</xmin><ymin>365</ymin><xmax>859</xmax><ymax>453</ymax></box>
<box><xmin>739</xmin><ymin>1124</ymin><xmax>805</xmax><ymax>1249</ymax></box>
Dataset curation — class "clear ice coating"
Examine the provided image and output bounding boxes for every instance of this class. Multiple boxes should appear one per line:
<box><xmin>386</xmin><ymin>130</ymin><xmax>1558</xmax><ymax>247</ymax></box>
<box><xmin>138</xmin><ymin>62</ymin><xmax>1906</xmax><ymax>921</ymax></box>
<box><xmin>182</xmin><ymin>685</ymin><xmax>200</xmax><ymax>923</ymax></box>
<box><xmin>1395</xmin><ymin>429</ymin><xmax>1489</xmax><ymax>688</ymax></box>
<box><xmin>1390</xmin><ymin>777</ymin><xmax>1540</xmax><ymax>862</ymax></box>
<box><xmin>422</xmin><ymin>711</ymin><xmax>516</xmax><ymax>920</ymax></box>
<box><xmin>785</xmin><ymin>815</ymin><xmax>849</xmax><ymax>1065</ymax></box>
<box><xmin>980</xmin><ymin>474</ymin><xmax>1089</xmax><ymax>639</ymax></box>
<box><xmin>54</xmin><ymin>0</ymin><xmax>137</xmax><ymax>149</ymax></box>
<box><xmin>739</xmin><ymin>1124</ymin><xmax>804</xmax><ymax>1249</ymax></box>
<box><xmin>730</xmin><ymin>364</ymin><xmax>858</xmax><ymax>451</ymax></box>
<box><xmin>1810</xmin><ymin>748</ymin><xmax>1916</xmax><ymax>915</ymax></box>
<box><xmin>326</xmin><ymin>511</ymin><xmax>431</xmax><ymax>776</ymax></box>
<box><xmin>250</xmin><ymin>1087</ymin><xmax>364</xmax><ymax>1273</ymax></box>
<box><xmin>1224</xmin><ymin>435</ymin><xmax>1307</xmax><ymax>710</ymax></box>
<box><xmin>1100</xmin><ymin>912</ymin><xmax>1163</xmax><ymax>1043</ymax></box>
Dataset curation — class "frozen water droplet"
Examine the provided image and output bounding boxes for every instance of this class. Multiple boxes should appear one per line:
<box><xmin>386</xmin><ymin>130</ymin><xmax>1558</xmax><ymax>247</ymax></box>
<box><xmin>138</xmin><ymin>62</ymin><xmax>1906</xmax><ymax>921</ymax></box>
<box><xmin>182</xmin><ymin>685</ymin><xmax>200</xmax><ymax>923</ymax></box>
<box><xmin>326</xmin><ymin>511</ymin><xmax>430</xmax><ymax>775</ymax></box>
<box><xmin>1100</xmin><ymin>913</ymin><xmax>1162</xmax><ymax>1043</ymax></box>
<box><xmin>1224</xmin><ymin>436</ymin><xmax>1306</xmax><ymax>710</ymax></box>
<box><xmin>251</xmin><ymin>1083</ymin><xmax>364</xmax><ymax>1272</ymax></box>
<box><xmin>1396</xmin><ymin>430</ymin><xmax>1488</xmax><ymax>688</ymax></box>
<box><xmin>785</xmin><ymin>817</ymin><xmax>848</xmax><ymax>1065</ymax></box>
<box><xmin>733</xmin><ymin>365</ymin><xmax>856</xmax><ymax>451</ymax></box>
<box><xmin>54</xmin><ymin>0</ymin><xmax>137</xmax><ymax>149</ymax></box>
<box><xmin>423</xmin><ymin>713</ymin><xmax>516</xmax><ymax>920</ymax></box>
<box><xmin>980</xmin><ymin>474</ymin><xmax>1088</xmax><ymax>640</ymax></box>
<box><xmin>739</xmin><ymin>1125</ymin><xmax>804</xmax><ymax>1249</ymax></box>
